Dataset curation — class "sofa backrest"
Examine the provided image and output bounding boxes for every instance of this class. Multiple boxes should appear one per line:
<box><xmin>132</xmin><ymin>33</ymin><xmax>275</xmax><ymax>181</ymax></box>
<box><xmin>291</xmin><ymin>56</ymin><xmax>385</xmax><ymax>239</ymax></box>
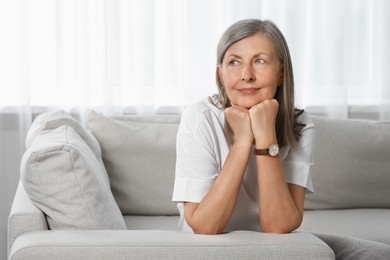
<box><xmin>87</xmin><ymin>110</ymin><xmax>181</xmax><ymax>216</ymax></box>
<box><xmin>305</xmin><ymin>116</ymin><xmax>390</xmax><ymax>210</ymax></box>
<box><xmin>23</xmin><ymin>110</ymin><xmax>390</xmax><ymax>221</ymax></box>
<box><xmin>87</xmin><ymin>112</ymin><xmax>390</xmax><ymax>213</ymax></box>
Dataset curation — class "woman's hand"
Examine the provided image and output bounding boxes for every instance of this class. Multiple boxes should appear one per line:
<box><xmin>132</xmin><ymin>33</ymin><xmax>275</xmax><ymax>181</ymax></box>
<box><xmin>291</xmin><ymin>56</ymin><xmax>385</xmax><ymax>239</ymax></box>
<box><xmin>249</xmin><ymin>99</ymin><xmax>279</xmax><ymax>147</ymax></box>
<box><xmin>224</xmin><ymin>106</ymin><xmax>254</xmax><ymax>146</ymax></box>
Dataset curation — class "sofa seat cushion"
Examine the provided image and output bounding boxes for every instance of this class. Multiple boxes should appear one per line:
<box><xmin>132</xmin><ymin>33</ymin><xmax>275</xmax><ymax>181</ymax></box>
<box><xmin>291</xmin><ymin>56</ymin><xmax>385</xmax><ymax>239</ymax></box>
<box><xmin>87</xmin><ymin>110</ymin><xmax>180</xmax><ymax>215</ymax></box>
<box><xmin>299</xmin><ymin>209</ymin><xmax>390</xmax><ymax>245</ymax></box>
<box><xmin>123</xmin><ymin>215</ymin><xmax>179</xmax><ymax>230</ymax></box>
<box><xmin>21</xmin><ymin>111</ymin><xmax>126</xmax><ymax>230</ymax></box>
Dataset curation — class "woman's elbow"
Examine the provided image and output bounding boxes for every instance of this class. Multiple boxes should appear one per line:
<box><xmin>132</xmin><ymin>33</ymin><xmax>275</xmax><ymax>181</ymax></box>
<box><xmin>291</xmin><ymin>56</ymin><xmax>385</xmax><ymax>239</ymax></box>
<box><xmin>261</xmin><ymin>216</ymin><xmax>302</xmax><ymax>234</ymax></box>
<box><xmin>192</xmin><ymin>228</ymin><xmax>223</xmax><ymax>235</ymax></box>
<box><xmin>185</xmin><ymin>212</ymin><xmax>225</xmax><ymax>235</ymax></box>
<box><xmin>261</xmin><ymin>225</ymin><xmax>296</xmax><ymax>234</ymax></box>
<box><xmin>190</xmin><ymin>223</ymin><xmax>225</xmax><ymax>235</ymax></box>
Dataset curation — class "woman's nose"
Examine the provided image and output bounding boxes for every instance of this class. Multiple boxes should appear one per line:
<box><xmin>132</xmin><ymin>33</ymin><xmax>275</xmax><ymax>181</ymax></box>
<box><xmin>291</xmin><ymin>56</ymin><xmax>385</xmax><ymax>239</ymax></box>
<box><xmin>241</xmin><ymin>64</ymin><xmax>255</xmax><ymax>82</ymax></box>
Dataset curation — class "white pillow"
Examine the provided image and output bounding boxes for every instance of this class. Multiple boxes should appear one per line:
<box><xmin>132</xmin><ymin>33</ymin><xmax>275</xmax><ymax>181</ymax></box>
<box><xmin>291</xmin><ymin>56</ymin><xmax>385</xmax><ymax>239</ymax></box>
<box><xmin>87</xmin><ymin>110</ymin><xmax>180</xmax><ymax>215</ymax></box>
<box><xmin>21</xmin><ymin>113</ymin><xmax>126</xmax><ymax>230</ymax></box>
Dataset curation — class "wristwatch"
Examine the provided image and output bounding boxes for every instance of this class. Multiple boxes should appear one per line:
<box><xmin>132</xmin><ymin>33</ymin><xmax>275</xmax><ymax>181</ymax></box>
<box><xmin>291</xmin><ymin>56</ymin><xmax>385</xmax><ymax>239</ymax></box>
<box><xmin>255</xmin><ymin>144</ymin><xmax>279</xmax><ymax>157</ymax></box>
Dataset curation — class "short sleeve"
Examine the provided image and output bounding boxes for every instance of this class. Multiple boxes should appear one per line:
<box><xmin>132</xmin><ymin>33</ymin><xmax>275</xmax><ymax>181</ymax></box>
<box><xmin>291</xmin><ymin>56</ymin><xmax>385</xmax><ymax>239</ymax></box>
<box><xmin>282</xmin><ymin>112</ymin><xmax>315</xmax><ymax>193</ymax></box>
<box><xmin>172</xmin><ymin>133</ymin><xmax>218</xmax><ymax>202</ymax></box>
<box><xmin>172</xmin><ymin>103</ymin><xmax>224</xmax><ymax>203</ymax></box>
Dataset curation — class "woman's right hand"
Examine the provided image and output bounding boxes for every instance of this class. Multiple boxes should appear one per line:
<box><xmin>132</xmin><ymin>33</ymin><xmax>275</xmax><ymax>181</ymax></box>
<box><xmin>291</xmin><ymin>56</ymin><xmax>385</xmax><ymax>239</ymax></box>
<box><xmin>224</xmin><ymin>106</ymin><xmax>254</xmax><ymax>146</ymax></box>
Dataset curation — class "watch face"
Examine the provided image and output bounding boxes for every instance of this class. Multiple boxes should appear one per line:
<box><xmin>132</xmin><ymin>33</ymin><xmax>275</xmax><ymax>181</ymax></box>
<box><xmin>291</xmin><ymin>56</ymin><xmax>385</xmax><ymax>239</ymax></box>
<box><xmin>268</xmin><ymin>144</ymin><xmax>279</xmax><ymax>156</ymax></box>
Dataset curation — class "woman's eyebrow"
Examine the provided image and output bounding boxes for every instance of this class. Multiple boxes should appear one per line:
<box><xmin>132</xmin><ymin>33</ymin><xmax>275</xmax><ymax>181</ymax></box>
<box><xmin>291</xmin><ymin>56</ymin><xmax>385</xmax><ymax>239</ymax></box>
<box><xmin>226</xmin><ymin>52</ymin><xmax>271</xmax><ymax>59</ymax></box>
<box><xmin>253</xmin><ymin>52</ymin><xmax>271</xmax><ymax>58</ymax></box>
<box><xmin>225</xmin><ymin>54</ymin><xmax>241</xmax><ymax>59</ymax></box>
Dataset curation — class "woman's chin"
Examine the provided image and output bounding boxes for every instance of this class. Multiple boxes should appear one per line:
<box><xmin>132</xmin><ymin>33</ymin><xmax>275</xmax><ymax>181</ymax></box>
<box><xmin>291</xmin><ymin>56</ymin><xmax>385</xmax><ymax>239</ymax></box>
<box><xmin>235</xmin><ymin>100</ymin><xmax>259</xmax><ymax>109</ymax></box>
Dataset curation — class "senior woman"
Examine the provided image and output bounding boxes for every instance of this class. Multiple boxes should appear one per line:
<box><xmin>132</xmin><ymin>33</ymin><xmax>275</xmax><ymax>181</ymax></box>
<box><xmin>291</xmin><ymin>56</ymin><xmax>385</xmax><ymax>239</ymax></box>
<box><xmin>172</xmin><ymin>19</ymin><xmax>390</xmax><ymax>259</ymax></box>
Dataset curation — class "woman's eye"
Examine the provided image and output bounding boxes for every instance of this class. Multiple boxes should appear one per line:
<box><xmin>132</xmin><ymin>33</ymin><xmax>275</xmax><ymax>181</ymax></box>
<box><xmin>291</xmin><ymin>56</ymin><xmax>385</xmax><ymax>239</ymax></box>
<box><xmin>229</xmin><ymin>60</ymin><xmax>240</xmax><ymax>66</ymax></box>
<box><xmin>255</xmin><ymin>58</ymin><xmax>265</xmax><ymax>64</ymax></box>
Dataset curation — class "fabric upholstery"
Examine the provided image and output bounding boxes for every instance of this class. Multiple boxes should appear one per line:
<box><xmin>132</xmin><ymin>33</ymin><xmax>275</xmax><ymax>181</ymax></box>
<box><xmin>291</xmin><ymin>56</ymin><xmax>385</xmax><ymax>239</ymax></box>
<box><xmin>299</xmin><ymin>208</ymin><xmax>390</xmax><ymax>245</ymax></box>
<box><xmin>123</xmin><ymin>215</ymin><xmax>179</xmax><ymax>230</ymax></box>
<box><xmin>7</xmin><ymin>182</ymin><xmax>48</xmax><ymax>258</ymax></box>
<box><xmin>25</xmin><ymin>110</ymin><xmax>109</xmax><ymax>184</ymax></box>
<box><xmin>20</xmin><ymin>112</ymin><xmax>126</xmax><ymax>230</ymax></box>
<box><xmin>305</xmin><ymin>116</ymin><xmax>390</xmax><ymax>209</ymax></box>
<box><xmin>314</xmin><ymin>233</ymin><xmax>390</xmax><ymax>260</ymax></box>
<box><xmin>25</xmin><ymin>111</ymin><xmax>101</xmax><ymax>158</ymax></box>
<box><xmin>87</xmin><ymin>110</ymin><xmax>180</xmax><ymax>215</ymax></box>
<box><xmin>9</xmin><ymin>230</ymin><xmax>334</xmax><ymax>260</ymax></box>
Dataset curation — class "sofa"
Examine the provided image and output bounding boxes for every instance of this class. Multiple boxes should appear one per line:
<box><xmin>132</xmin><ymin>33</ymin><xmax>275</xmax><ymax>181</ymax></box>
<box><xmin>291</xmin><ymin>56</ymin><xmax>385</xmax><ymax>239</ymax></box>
<box><xmin>7</xmin><ymin>109</ymin><xmax>390</xmax><ymax>259</ymax></box>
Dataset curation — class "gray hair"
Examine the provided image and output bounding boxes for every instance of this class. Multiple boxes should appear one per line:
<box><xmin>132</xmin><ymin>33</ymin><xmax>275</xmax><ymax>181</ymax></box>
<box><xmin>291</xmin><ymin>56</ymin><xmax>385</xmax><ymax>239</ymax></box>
<box><xmin>213</xmin><ymin>19</ymin><xmax>303</xmax><ymax>147</ymax></box>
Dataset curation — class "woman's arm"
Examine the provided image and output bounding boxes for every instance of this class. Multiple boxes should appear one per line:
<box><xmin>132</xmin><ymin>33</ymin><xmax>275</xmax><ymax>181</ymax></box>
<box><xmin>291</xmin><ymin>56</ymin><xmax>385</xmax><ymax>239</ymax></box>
<box><xmin>256</xmin><ymin>155</ymin><xmax>305</xmax><ymax>233</ymax></box>
<box><xmin>184</xmin><ymin>106</ymin><xmax>253</xmax><ymax>234</ymax></box>
<box><xmin>249</xmin><ymin>99</ymin><xmax>305</xmax><ymax>233</ymax></box>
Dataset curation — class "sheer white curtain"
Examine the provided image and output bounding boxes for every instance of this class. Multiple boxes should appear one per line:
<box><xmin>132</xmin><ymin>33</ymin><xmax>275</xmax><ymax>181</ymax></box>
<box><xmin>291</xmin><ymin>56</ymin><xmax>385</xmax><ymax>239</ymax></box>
<box><xmin>1</xmin><ymin>0</ymin><xmax>389</xmax><ymax>258</ymax></box>
<box><xmin>2</xmin><ymin>0</ymin><xmax>389</xmax><ymax>114</ymax></box>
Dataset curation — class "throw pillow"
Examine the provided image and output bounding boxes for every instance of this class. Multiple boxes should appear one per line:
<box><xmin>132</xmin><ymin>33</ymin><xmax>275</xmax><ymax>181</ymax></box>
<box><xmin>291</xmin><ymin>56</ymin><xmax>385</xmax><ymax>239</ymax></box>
<box><xmin>21</xmin><ymin>112</ymin><xmax>127</xmax><ymax>230</ymax></box>
<box><xmin>25</xmin><ymin>110</ymin><xmax>109</xmax><ymax>185</ymax></box>
<box><xmin>87</xmin><ymin>110</ymin><xmax>180</xmax><ymax>215</ymax></box>
<box><xmin>26</xmin><ymin>110</ymin><xmax>101</xmax><ymax>157</ymax></box>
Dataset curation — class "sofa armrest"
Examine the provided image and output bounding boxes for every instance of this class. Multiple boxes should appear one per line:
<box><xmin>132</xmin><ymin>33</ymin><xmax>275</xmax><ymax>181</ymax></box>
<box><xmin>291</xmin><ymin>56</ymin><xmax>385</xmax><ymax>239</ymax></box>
<box><xmin>9</xmin><ymin>230</ymin><xmax>334</xmax><ymax>260</ymax></box>
<box><xmin>7</xmin><ymin>181</ymin><xmax>48</xmax><ymax>258</ymax></box>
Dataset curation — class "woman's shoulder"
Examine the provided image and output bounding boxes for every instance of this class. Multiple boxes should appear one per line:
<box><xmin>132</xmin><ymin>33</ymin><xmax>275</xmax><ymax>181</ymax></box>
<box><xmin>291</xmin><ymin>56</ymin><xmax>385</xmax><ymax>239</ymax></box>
<box><xmin>182</xmin><ymin>96</ymin><xmax>223</xmax><ymax>121</ymax></box>
<box><xmin>183</xmin><ymin>98</ymin><xmax>212</xmax><ymax>114</ymax></box>
<box><xmin>179</xmin><ymin>96</ymin><xmax>224</xmax><ymax>135</ymax></box>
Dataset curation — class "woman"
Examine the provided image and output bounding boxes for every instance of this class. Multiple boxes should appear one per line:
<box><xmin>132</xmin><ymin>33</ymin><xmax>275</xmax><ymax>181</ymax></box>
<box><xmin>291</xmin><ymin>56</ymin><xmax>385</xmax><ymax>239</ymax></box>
<box><xmin>172</xmin><ymin>18</ymin><xmax>313</xmax><ymax>234</ymax></box>
<box><xmin>172</xmin><ymin>19</ymin><xmax>390</xmax><ymax>259</ymax></box>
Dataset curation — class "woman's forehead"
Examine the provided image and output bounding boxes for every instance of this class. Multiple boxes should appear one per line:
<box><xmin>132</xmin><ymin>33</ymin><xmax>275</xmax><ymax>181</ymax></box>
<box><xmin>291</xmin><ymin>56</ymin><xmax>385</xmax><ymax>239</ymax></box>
<box><xmin>225</xmin><ymin>33</ymin><xmax>277</xmax><ymax>58</ymax></box>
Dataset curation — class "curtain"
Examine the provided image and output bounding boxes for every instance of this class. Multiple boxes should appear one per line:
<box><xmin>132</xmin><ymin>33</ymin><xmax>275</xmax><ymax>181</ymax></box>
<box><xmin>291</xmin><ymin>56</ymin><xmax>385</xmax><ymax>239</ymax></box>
<box><xmin>1</xmin><ymin>0</ymin><xmax>389</xmax><ymax>258</ymax></box>
<box><xmin>2</xmin><ymin>0</ymin><xmax>389</xmax><ymax>115</ymax></box>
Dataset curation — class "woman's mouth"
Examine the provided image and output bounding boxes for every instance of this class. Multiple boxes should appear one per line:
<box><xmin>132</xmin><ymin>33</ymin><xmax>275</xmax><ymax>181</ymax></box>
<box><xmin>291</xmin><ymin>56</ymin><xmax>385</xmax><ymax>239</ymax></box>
<box><xmin>238</xmin><ymin>88</ymin><xmax>260</xmax><ymax>95</ymax></box>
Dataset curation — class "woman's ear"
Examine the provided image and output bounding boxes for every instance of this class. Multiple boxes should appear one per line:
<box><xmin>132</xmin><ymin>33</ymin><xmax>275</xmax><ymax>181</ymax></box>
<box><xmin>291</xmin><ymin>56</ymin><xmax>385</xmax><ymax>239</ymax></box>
<box><xmin>217</xmin><ymin>66</ymin><xmax>222</xmax><ymax>79</ymax></box>
<box><xmin>216</xmin><ymin>66</ymin><xmax>224</xmax><ymax>86</ymax></box>
<box><xmin>278</xmin><ymin>68</ymin><xmax>284</xmax><ymax>86</ymax></box>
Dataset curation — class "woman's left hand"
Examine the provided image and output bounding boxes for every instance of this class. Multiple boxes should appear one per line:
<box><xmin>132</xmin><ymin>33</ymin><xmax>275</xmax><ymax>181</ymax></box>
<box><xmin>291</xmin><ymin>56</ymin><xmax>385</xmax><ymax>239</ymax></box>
<box><xmin>249</xmin><ymin>99</ymin><xmax>279</xmax><ymax>147</ymax></box>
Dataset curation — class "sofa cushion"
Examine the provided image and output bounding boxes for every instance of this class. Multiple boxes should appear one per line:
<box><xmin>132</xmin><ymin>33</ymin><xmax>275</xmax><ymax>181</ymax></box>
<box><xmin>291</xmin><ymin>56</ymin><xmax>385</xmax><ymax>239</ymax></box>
<box><xmin>300</xmin><ymin>209</ymin><xmax>390</xmax><ymax>245</ymax></box>
<box><xmin>21</xmin><ymin>112</ymin><xmax>126</xmax><ymax>230</ymax></box>
<box><xmin>123</xmin><ymin>215</ymin><xmax>180</xmax><ymax>230</ymax></box>
<box><xmin>9</xmin><ymin>231</ymin><xmax>334</xmax><ymax>260</ymax></box>
<box><xmin>26</xmin><ymin>111</ymin><xmax>101</xmax><ymax>157</ymax></box>
<box><xmin>87</xmin><ymin>110</ymin><xmax>180</xmax><ymax>215</ymax></box>
<box><xmin>305</xmin><ymin>116</ymin><xmax>390</xmax><ymax>209</ymax></box>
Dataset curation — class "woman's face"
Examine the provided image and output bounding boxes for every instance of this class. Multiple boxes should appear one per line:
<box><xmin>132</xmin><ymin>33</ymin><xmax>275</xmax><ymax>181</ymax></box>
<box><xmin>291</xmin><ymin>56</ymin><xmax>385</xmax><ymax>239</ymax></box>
<box><xmin>217</xmin><ymin>33</ymin><xmax>283</xmax><ymax>109</ymax></box>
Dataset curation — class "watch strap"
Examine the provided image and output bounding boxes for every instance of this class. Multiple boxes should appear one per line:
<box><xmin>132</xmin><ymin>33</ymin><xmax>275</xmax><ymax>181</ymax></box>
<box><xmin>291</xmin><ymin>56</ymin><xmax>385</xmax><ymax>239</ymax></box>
<box><xmin>255</xmin><ymin>144</ymin><xmax>280</xmax><ymax>157</ymax></box>
<box><xmin>255</xmin><ymin>148</ymin><xmax>269</xmax><ymax>156</ymax></box>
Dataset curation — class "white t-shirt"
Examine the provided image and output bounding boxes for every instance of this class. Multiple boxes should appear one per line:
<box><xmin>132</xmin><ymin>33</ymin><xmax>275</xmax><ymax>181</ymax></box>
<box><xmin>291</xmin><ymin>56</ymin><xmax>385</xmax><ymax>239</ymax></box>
<box><xmin>172</xmin><ymin>97</ymin><xmax>315</xmax><ymax>233</ymax></box>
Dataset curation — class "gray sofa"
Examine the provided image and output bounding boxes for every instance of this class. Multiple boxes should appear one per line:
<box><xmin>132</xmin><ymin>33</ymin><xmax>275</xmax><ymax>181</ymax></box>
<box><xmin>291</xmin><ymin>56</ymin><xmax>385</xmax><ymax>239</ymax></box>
<box><xmin>7</xmin><ymin>109</ymin><xmax>390</xmax><ymax>259</ymax></box>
